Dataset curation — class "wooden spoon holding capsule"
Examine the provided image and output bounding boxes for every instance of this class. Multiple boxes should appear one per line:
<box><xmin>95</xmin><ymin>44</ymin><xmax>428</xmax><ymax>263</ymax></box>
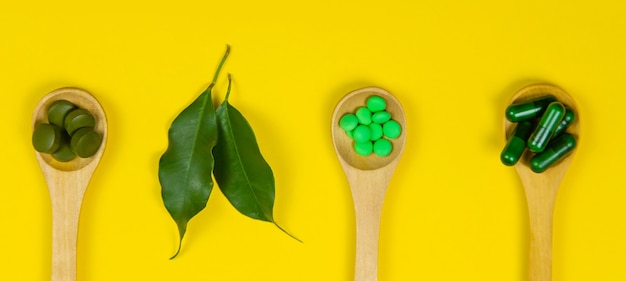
<box><xmin>32</xmin><ymin>87</ymin><xmax>107</xmax><ymax>281</ymax></box>
<box><xmin>332</xmin><ymin>87</ymin><xmax>406</xmax><ymax>281</ymax></box>
<box><xmin>504</xmin><ymin>84</ymin><xmax>580</xmax><ymax>281</ymax></box>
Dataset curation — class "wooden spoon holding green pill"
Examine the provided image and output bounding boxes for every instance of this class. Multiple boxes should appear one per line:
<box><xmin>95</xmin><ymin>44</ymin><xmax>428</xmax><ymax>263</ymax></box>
<box><xmin>32</xmin><ymin>87</ymin><xmax>107</xmax><ymax>281</ymax></box>
<box><xmin>332</xmin><ymin>87</ymin><xmax>406</xmax><ymax>281</ymax></box>
<box><xmin>504</xmin><ymin>84</ymin><xmax>579</xmax><ymax>281</ymax></box>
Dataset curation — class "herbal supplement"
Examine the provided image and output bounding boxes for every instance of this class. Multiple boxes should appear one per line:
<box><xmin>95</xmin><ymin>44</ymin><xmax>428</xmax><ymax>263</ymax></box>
<box><xmin>369</xmin><ymin>123</ymin><xmax>383</xmax><ymax>141</ymax></box>
<box><xmin>354</xmin><ymin>141</ymin><xmax>374</xmax><ymax>156</ymax></box>
<box><xmin>70</xmin><ymin>128</ymin><xmax>103</xmax><ymax>158</ymax></box>
<box><xmin>345</xmin><ymin>129</ymin><xmax>354</xmax><ymax>139</ymax></box>
<box><xmin>336</xmin><ymin>94</ymin><xmax>401</xmax><ymax>157</ymax></box>
<box><xmin>505</xmin><ymin>95</ymin><xmax>556</xmax><ymax>122</ymax></box>
<box><xmin>64</xmin><ymin>108</ymin><xmax>96</xmax><ymax>136</ymax></box>
<box><xmin>530</xmin><ymin>134</ymin><xmax>576</xmax><ymax>173</ymax></box>
<box><xmin>372</xmin><ymin>111</ymin><xmax>391</xmax><ymax>124</ymax></box>
<box><xmin>340</xmin><ymin>114</ymin><xmax>359</xmax><ymax>132</ymax></box>
<box><xmin>366</xmin><ymin>95</ymin><xmax>386</xmax><ymax>112</ymax></box>
<box><xmin>355</xmin><ymin>107</ymin><xmax>372</xmax><ymax>125</ymax></box>
<box><xmin>383</xmin><ymin>120</ymin><xmax>402</xmax><ymax>139</ymax></box>
<box><xmin>32</xmin><ymin>123</ymin><xmax>62</xmax><ymax>153</ymax></box>
<box><xmin>52</xmin><ymin>136</ymin><xmax>76</xmax><ymax>162</ymax></box>
<box><xmin>47</xmin><ymin>100</ymin><xmax>76</xmax><ymax>128</ymax></box>
<box><xmin>553</xmin><ymin>108</ymin><xmax>575</xmax><ymax>136</ymax></box>
<box><xmin>373</xmin><ymin>138</ymin><xmax>392</xmax><ymax>157</ymax></box>
<box><xmin>501</xmin><ymin>121</ymin><xmax>533</xmax><ymax>166</ymax></box>
<box><xmin>528</xmin><ymin>102</ymin><xmax>565</xmax><ymax>153</ymax></box>
<box><xmin>352</xmin><ymin>125</ymin><xmax>371</xmax><ymax>143</ymax></box>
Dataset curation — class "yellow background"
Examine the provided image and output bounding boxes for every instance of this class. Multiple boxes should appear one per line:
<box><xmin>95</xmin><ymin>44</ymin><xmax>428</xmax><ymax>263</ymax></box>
<box><xmin>1</xmin><ymin>0</ymin><xmax>625</xmax><ymax>280</ymax></box>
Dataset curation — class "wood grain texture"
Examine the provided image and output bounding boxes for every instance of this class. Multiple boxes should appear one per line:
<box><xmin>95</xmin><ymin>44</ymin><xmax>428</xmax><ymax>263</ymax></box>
<box><xmin>332</xmin><ymin>87</ymin><xmax>406</xmax><ymax>281</ymax></box>
<box><xmin>504</xmin><ymin>84</ymin><xmax>579</xmax><ymax>281</ymax></box>
<box><xmin>32</xmin><ymin>88</ymin><xmax>107</xmax><ymax>281</ymax></box>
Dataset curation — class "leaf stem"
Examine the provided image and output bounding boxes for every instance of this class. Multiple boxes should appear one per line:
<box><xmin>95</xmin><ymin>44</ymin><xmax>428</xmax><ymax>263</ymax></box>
<box><xmin>209</xmin><ymin>45</ymin><xmax>231</xmax><ymax>89</ymax></box>
<box><xmin>274</xmin><ymin>221</ymin><xmax>303</xmax><ymax>243</ymax></box>
<box><xmin>225</xmin><ymin>73</ymin><xmax>233</xmax><ymax>101</ymax></box>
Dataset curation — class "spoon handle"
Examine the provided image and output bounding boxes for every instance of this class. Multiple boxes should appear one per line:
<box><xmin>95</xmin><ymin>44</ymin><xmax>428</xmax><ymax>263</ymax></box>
<box><xmin>43</xmin><ymin>168</ymin><xmax>91</xmax><ymax>281</ymax></box>
<box><xmin>347</xmin><ymin>170</ymin><xmax>392</xmax><ymax>281</ymax></box>
<box><xmin>524</xmin><ymin>181</ymin><xmax>558</xmax><ymax>281</ymax></box>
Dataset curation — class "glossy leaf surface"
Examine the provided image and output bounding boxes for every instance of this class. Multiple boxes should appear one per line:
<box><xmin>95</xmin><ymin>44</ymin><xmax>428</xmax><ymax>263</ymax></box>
<box><xmin>214</xmin><ymin>76</ymin><xmax>275</xmax><ymax>221</ymax></box>
<box><xmin>159</xmin><ymin>46</ymin><xmax>229</xmax><ymax>258</ymax></box>
<box><xmin>214</xmin><ymin>75</ymin><xmax>300</xmax><ymax>241</ymax></box>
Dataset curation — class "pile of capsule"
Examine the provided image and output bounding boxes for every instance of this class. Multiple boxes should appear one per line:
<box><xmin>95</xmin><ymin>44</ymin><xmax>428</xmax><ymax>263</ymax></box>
<box><xmin>501</xmin><ymin>95</ymin><xmax>577</xmax><ymax>173</ymax></box>
<box><xmin>32</xmin><ymin>100</ymin><xmax>103</xmax><ymax>162</ymax></box>
<box><xmin>339</xmin><ymin>95</ymin><xmax>402</xmax><ymax>157</ymax></box>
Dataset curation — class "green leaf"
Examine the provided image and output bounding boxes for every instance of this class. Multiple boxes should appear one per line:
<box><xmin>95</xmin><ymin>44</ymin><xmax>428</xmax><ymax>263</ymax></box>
<box><xmin>213</xmin><ymin>74</ymin><xmax>300</xmax><ymax>242</ymax></box>
<box><xmin>159</xmin><ymin>45</ymin><xmax>230</xmax><ymax>259</ymax></box>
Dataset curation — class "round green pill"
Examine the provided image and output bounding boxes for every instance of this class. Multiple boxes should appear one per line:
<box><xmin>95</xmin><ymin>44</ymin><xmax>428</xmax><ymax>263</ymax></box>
<box><xmin>65</xmin><ymin>108</ymin><xmax>96</xmax><ymax>136</ymax></box>
<box><xmin>345</xmin><ymin>129</ymin><xmax>354</xmax><ymax>139</ymax></box>
<box><xmin>47</xmin><ymin>100</ymin><xmax>76</xmax><ymax>128</ymax></box>
<box><xmin>352</xmin><ymin>125</ymin><xmax>372</xmax><ymax>143</ymax></box>
<box><xmin>366</xmin><ymin>95</ymin><xmax>386</xmax><ymax>112</ymax></box>
<box><xmin>354</xmin><ymin>141</ymin><xmax>373</xmax><ymax>156</ymax></box>
<box><xmin>369</xmin><ymin>123</ymin><xmax>383</xmax><ymax>141</ymax></box>
<box><xmin>372</xmin><ymin>111</ymin><xmax>391</xmax><ymax>124</ymax></box>
<box><xmin>52</xmin><ymin>135</ymin><xmax>76</xmax><ymax>162</ymax></box>
<box><xmin>355</xmin><ymin>107</ymin><xmax>372</xmax><ymax>125</ymax></box>
<box><xmin>383</xmin><ymin>120</ymin><xmax>402</xmax><ymax>139</ymax></box>
<box><xmin>340</xmin><ymin>114</ymin><xmax>359</xmax><ymax>132</ymax></box>
<box><xmin>373</xmin><ymin>138</ymin><xmax>392</xmax><ymax>157</ymax></box>
<box><xmin>32</xmin><ymin>123</ymin><xmax>63</xmax><ymax>153</ymax></box>
<box><xmin>71</xmin><ymin>128</ymin><xmax>103</xmax><ymax>158</ymax></box>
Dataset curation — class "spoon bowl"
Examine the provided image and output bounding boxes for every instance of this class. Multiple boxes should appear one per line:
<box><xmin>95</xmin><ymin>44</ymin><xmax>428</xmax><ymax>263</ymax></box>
<box><xmin>504</xmin><ymin>84</ymin><xmax>579</xmax><ymax>281</ymax></box>
<box><xmin>32</xmin><ymin>87</ymin><xmax>107</xmax><ymax>281</ymax></box>
<box><xmin>332</xmin><ymin>87</ymin><xmax>406</xmax><ymax>281</ymax></box>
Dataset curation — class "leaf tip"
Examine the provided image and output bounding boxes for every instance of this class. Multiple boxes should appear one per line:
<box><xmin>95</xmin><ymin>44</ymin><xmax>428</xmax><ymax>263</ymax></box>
<box><xmin>274</xmin><ymin>222</ymin><xmax>303</xmax><ymax>243</ymax></box>
<box><xmin>169</xmin><ymin>238</ymin><xmax>183</xmax><ymax>260</ymax></box>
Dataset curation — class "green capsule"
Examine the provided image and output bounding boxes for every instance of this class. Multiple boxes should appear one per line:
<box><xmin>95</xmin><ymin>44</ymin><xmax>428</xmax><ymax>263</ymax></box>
<box><xmin>355</xmin><ymin>107</ymin><xmax>372</xmax><ymax>125</ymax></box>
<box><xmin>354</xmin><ymin>141</ymin><xmax>373</xmax><ymax>156</ymax></box>
<box><xmin>369</xmin><ymin>123</ymin><xmax>383</xmax><ymax>141</ymax></box>
<box><xmin>553</xmin><ymin>108</ymin><xmax>575</xmax><ymax>136</ymax></box>
<box><xmin>505</xmin><ymin>95</ymin><xmax>556</xmax><ymax>122</ymax></box>
<box><xmin>372</xmin><ymin>111</ymin><xmax>391</xmax><ymax>124</ymax></box>
<box><xmin>70</xmin><ymin>128</ymin><xmax>102</xmax><ymax>158</ymax></box>
<box><xmin>373</xmin><ymin>138</ymin><xmax>392</xmax><ymax>157</ymax></box>
<box><xmin>52</xmin><ymin>133</ymin><xmax>76</xmax><ymax>162</ymax></box>
<box><xmin>366</xmin><ymin>95</ymin><xmax>386</xmax><ymax>112</ymax></box>
<box><xmin>528</xmin><ymin>102</ymin><xmax>565</xmax><ymax>153</ymax></box>
<box><xmin>383</xmin><ymin>120</ymin><xmax>402</xmax><ymax>139</ymax></box>
<box><xmin>64</xmin><ymin>108</ymin><xmax>96</xmax><ymax>136</ymax></box>
<box><xmin>47</xmin><ymin>100</ymin><xmax>76</xmax><ymax>129</ymax></box>
<box><xmin>530</xmin><ymin>134</ymin><xmax>576</xmax><ymax>173</ymax></box>
<box><xmin>352</xmin><ymin>125</ymin><xmax>371</xmax><ymax>143</ymax></box>
<box><xmin>501</xmin><ymin>121</ymin><xmax>533</xmax><ymax>166</ymax></box>
<box><xmin>340</xmin><ymin>113</ymin><xmax>359</xmax><ymax>132</ymax></box>
<box><xmin>32</xmin><ymin>123</ymin><xmax>63</xmax><ymax>153</ymax></box>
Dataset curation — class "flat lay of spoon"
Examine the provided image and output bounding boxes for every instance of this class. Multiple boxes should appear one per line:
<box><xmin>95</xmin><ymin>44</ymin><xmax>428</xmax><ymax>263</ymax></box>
<box><xmin>32</xmin><ymin>87</ymin><xmax>107</xmax><ymax>281</ymax></box>
<box><xmin>332</xmin><ymin>87</ymin><xmax>406</xmax><ymax>281</ymax></box>
<box><xmin>504</xmin><ymin>84</ymin><xmax>579</xmax><ymax>281</ymax></box>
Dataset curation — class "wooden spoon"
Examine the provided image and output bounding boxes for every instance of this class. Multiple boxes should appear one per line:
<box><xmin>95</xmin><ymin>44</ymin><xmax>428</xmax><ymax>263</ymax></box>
<box><xmin>332</xmin><ymin>87</ymin><xmax>406</xmax><ymax>281</ymax></box>
<box><xmin>32</xmin><ymin>87</ymin><xmax>107</xmax><ymax>281</ymax></box>
<box><xmin>504</xmin><ymin>84</ymin><xmax>579</xmax><ymax>281</ymax></box>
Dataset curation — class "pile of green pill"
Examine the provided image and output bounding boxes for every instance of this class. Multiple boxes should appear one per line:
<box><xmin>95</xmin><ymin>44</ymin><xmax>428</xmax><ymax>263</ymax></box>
<box><xmin>339</xmin><ymin>95</ymin><xmax>402</xmax><ymax>157</ymax></box>
<box><xmin>501</xmin><ymin>95</ymin><xmax>577</xmax><ymax>173</ymax></box>
<box><xmin>32</xmin><ymin>100</ymin><xmax>103</xmax><ymax>162</ymax></box>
